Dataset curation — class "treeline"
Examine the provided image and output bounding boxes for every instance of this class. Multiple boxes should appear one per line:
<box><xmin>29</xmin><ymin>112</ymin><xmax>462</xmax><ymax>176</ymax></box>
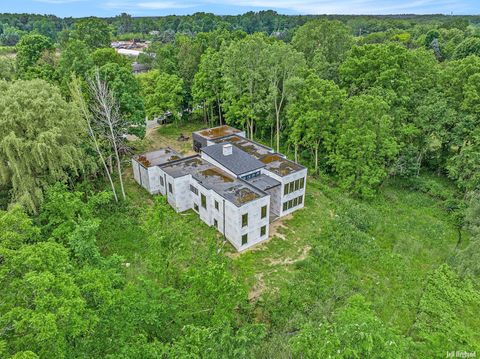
<box><xmin>2</xmin><ymin>11</ymin><xmax>480</xmax><ymax>45</ymax></box>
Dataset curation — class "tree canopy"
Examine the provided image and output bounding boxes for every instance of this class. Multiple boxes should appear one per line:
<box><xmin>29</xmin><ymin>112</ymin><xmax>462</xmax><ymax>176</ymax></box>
<box><xmin>0</xmin><ymin>80</ymin><xmax>85</xmax><ymax>212</ymax></box>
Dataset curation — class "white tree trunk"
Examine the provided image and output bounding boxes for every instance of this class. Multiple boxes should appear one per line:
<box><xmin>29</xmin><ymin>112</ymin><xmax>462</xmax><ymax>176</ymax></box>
<box><xmin>70</xmin><ymin>79</ymin><xmax>119</xmax><ymax>202</ymax></box>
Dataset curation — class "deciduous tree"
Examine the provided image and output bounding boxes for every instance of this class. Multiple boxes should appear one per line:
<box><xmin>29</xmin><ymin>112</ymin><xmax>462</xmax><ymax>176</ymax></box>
<box><xmin>330</xmin><ymin>95</ymin><xmax>398</xmax><ymax>197</ymax></box>
<box><xmin>221</xmin><ymin>33</ymin><xmax>272</xmax><ymax>139</ymax></box>
<box><xmin>97</xmin><ymin>63</ymin><xmax>145</xmax><ymax>137</ymax></box>
<box><xmin>292</xmin><ymin>19</ymin><xmax>353</xmax><ymax>80</ymax></box>
<box><xmin>287</xmin><ymin>73</ymin><xmax>346</xmax><ymax>171</ymax></box>
<box><xmin>72</xmin><ymin>17</ymin><xmax>111</xmax><ymax>49</ymax></box>
<box><xmin>0</xmin><ymin>80</ymin><xmax>85</xmax><ymax>212</ymax></box>
<box><xmin>15</xmin><ymin>33</ymin><xmax>54</xmax><ymax>79</ymax></box>
<box><xmin>138</xmin><ymin>70</ymin><xmax>184</xmax><ymax>121</ymax></box>
<box><xmin>267</xmin><ymin>41</ymin><xmax>305</xmax><ymax>152</ymax></box>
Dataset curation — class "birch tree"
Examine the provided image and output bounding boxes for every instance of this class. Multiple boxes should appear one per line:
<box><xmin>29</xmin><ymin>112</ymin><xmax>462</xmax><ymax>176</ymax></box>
<box><xmin>70</xmin><ymin>77</ymin><xmax>118</xmax><ymax>202</ymax></box>
<box><xmin>88</xmin><ymin>70</ymin><xmax>126</xmax><ymax>201</ymax></box>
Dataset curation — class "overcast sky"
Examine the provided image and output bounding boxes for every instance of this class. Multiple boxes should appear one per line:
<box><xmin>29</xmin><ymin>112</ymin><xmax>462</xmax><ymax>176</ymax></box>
<box><xmin>2</xmin><ymin>0</ymin><xmax>479</xmax><ymax>17</ymax></box>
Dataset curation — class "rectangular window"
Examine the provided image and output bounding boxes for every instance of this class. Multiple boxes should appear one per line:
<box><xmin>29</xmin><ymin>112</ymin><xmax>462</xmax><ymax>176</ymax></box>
<box><xmin>298</xmin><ymin>195</ymin><xmax>303</xmax><ymax>204</ymax></box>
<box><xmin>293</xmin><ymin>197</ymin><xmax>298</xmax><ymax>207</ymax></box>
<box><xmin>289</xmin><ymin>182</ymin><xmax>294</xmax><ymax>193</ymax></box>
<box><xmin>168</xmin><ymin>183</ymin><xmax>173</xmax><ymax>194</ymax></box>
<box><xmin>300</xmin><ymin>177</ymin><xmax>305</xmax><ymax>189</ymax></box>
<box><xmin>289</xmin><ymin>200</ymin><xmax>293</xmax><ymax>209</ymax></box>
<box><xmin>242</xmin><ymin>234</ymin><xmax>248</xmax><ymax>245</ymax></box>
<box><xmin>284</xmin><ymin>183</ymin><xmax>289</xmax><ymax>195</ymax></box>
<box><xmin>242</xmin><ymin>213</ymin><xmax>248</xmax><ymax>227</ymax></box>
<box><xmin>214</xmin><ymin>219</ymin><xmax>218</xmax><ymax>228</ymax></box>
<box><xmin>260</xmin><ymin>225</ymin><xmax>266</xmax><ymax>237</ymax></box>
<box><xmin>261</xmin><ymin>205</ymin><xmax>267</xmax><ymax>219</ymax></box>
<box><xmin>160</xmin><ymin>177</ymin><xmax>164</xmax><ymax>186</ymax></box>
<box><xmin>193</xmin><ymin>203</ymin><xmax>199</xmax><ymax>212</ymax></box>
<box><xmin>190</xmin><ymin>185</ymin><xmax>198</xmax><ymax>195</ymax></box>
<box><xmin>283</xmin><ymin>202</ymin><xmax>287</xmax><ymax>211</ymax></box>
<box><xmin>201</xmin><ymin>194</ymin><xmax>207</xmax><ymax>209</ymax></box>
<box><xmin>294</xmin><ymin>179</ymin><xmax>299</xmax><ymax>191</ymax></box>
<box><xmin>215</xmin><ymin>200</ymin><xmax>219</xmax><ymax>210</ymax></box>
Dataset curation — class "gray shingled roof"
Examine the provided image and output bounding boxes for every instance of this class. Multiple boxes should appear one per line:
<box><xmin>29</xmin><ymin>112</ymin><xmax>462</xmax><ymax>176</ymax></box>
<box><xmin>201</xmin><ymin>143</ymin><xmax>265</xmax><ymax>175</ymax></box>
<box><xmin>212</xmin><ymin>135</ymin><xmax>273</xmax><ymax>159</ymax></box>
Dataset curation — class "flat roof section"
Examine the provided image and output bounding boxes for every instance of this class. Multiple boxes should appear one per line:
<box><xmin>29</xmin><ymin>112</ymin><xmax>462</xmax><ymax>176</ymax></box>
<box><xmin>160</xmin><ymin>156</ymin><xmax>212</xmax><ymax>178</ymax></box>
<box><xmin>160</xmin><ymin>155</ymin><xmax>266</xmax><ymax>207</ymax></box>
<box><xmin>201</xmin><ymin>143</ymin><xmax>265</xmax><ymax>175</ymax></box>
<box><xmin>212</xmin><ymin>135</ymin><xmax>273</xmax><ymax>159</ymax></box>
<box><xmin>245</xmin><ymin>174</ymin><xmax>281</xmax><ymax>191</ymax></box>
<box><xmin>133</xmin><ymin>148</ymin><xmax>182</xmax><ymax>167</ymax></box>
<box><xmin>194</xmin><ymin>125</ymin><xmax>243</xmax><ymax>140</ymax></box>
<box><xmin>259</xmin><ymin>153</ymin><xmax>305</xmax><ymax>177</ymax></box>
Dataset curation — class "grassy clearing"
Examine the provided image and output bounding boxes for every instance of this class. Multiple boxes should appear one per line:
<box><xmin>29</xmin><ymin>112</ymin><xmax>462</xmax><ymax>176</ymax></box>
<box><xmin>97</xmin><ymin>121</ymin><xmax>466</xmax><ymax>339</ymax></box>
<box><xmin>0</xmin><ymin>46</ymin><xmax>15</xmax><ymax>56</ymax></box>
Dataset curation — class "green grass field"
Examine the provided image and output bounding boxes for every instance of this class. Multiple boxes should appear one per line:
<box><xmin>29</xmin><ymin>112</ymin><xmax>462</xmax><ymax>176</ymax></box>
<box><xmin>96</xmin><ymin>122</ymin><xmax>471</xmax><ymax>346</ymax></box>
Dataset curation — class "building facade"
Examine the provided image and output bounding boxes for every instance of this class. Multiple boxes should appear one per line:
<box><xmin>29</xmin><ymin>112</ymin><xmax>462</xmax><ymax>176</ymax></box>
<box><xmin>132</xmin><ymin>125</ymin><xmax>307</xmax><ymax>251</ymax></box>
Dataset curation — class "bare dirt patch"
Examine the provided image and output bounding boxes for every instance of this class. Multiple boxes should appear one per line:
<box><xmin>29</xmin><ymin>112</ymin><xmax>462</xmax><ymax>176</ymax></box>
<box><xmin>248</xmin><ymin>273</ymin><xmax>266</xmax><ymax>301</ymax></box>
<box><xmin>267</xmin><ymin>245</ymin><xmax>311</xmax><ymax>266</ymax></box>
<box><xmin>269</xmin><ymin>214</ymin><xmax>292</xmax><ymax>239</ymax></box>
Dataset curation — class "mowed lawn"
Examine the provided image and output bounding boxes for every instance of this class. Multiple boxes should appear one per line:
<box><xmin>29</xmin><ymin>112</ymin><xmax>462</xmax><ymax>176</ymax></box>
<box><xmin>97</xmin><ymin>122</ymin><xmax>463</xmax><ymax>336</ymax></box>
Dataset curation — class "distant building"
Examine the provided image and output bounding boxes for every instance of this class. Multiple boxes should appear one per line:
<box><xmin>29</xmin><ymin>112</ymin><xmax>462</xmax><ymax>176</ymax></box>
<box><xmin>132</xmin><ymin>62</ymin><xmax>148</xmax><ymax>74</ymax></box>
<box><xmin>132</xmin><ymin>125</ymin><xmax>307</xmax><ymax>251</ymax></box>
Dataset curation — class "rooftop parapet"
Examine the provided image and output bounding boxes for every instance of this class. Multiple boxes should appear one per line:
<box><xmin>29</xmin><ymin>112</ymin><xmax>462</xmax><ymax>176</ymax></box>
<box><xmin>133</xmin><ymin>147</ymin><xmax>182</xmax><ymax>167</ymax></box>
<box><xmin>193</xmin><ymin>125</ymin><xmax>243</xmax><ymax>140</ymax></box>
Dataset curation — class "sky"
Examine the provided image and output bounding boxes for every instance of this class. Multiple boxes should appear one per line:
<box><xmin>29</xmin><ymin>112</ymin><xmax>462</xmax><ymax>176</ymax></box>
<box><xmin>1</xmin><ymin>0</ymin><xmax>479</xmax><ymax>17</ymax></box>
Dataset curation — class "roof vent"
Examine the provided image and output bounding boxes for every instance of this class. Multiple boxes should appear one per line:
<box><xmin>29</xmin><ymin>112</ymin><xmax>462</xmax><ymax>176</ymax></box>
<box><xmin>223</xmin><ymin>144</ymin><xmax>233</xmax><ymax>156</ymax></box>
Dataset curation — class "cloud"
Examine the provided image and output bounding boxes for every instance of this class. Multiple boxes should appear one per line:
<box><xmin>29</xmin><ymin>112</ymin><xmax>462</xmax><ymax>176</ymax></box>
<box><xmin>138</xmin><ymin>2</ymin><xmax>198</xmax><ymax>9</ymax></box>
<box><xmin>104</xmin><ymin>0</ymin><xmax>197</xmax><ymax>11</ymax></box>
<box><xmin>32</xmin><ymin>0</ymin><xmax>86</xmax><ymax>4</ymax></box>
<box><xmin>203</xmin><ymin>0</ymin><xmax>463</xmax><ymax>14</ymax></box>
<box><xmin>30</xmin><ymin>0</ymin><xmax>476</xmax><ymax>15</ymax></box>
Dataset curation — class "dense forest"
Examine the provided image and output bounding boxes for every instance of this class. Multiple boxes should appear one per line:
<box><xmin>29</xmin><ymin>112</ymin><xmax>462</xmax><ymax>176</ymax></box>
<box><xmin>1</xmin><ymin>11</ymin><xmax>480</xmax><ymax>358</ymax></box>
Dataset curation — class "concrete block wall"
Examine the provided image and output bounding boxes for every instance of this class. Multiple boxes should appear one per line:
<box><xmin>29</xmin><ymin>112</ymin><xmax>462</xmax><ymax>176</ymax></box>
<box><xmin>132</xmin><ymin>159</ymin><xmax>164</xmax><ymax>195</ymax></box>
<box><xmin>172</xmin><ymin>175</ymin><xmax>193</xmax><ymax>212</ymax></box>
<box><xmin>132</xmin><ymin>159</ymin><xmax>141</xmax><ymax>184</ymax></box>
<box><xmin>225</xmin><ymin>195</ymin><xmax>270</xmax><ymax>251</ymax></box>
<box><xmin>263</xmin><ymin>168</ymin><xmax>307</xmax><ymax>217</ymax></box>
<box><xmin>266</xmin><ymin>185</ymin><xmax>281</xmax><ymax>216</ymax></box>
<box><xmin>148</xmin><ymin>167</ymin><xmax>162</xmax><ymax>194</ymax></box>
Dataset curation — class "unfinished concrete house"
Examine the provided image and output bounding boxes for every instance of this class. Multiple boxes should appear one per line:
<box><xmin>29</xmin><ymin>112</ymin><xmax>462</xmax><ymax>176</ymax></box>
<box><xmin>132</xmin><ymin>125</ymin><xmax>307</xmax><ymax>251</ymax></box>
